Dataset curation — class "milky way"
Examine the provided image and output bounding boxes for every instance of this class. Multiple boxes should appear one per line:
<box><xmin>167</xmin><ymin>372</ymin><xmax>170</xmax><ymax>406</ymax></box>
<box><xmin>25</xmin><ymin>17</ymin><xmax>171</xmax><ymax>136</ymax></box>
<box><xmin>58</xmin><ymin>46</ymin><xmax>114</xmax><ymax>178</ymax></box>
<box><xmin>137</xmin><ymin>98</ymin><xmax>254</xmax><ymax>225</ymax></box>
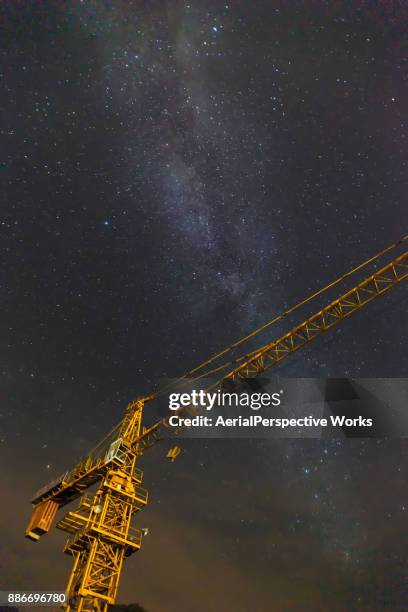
<box><xmin>1</xmin><ymin>2</ymin><xmax>408</xmax><ymax>610</ymax></box>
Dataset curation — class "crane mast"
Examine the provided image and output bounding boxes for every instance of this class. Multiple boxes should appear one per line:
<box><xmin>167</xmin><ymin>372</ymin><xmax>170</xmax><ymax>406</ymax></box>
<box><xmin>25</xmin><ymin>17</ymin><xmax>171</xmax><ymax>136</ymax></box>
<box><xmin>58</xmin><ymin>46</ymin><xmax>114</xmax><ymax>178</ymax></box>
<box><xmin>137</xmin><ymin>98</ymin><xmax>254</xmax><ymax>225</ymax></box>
<box><xmin>24</xmin><ymin>247</ymin><xmax>408</xmax><ymax>611</ymax></box>
<box><xmin>61</xmin><ymin>401</ymin><xmax>146</xmax><ymax>611</ymax></box>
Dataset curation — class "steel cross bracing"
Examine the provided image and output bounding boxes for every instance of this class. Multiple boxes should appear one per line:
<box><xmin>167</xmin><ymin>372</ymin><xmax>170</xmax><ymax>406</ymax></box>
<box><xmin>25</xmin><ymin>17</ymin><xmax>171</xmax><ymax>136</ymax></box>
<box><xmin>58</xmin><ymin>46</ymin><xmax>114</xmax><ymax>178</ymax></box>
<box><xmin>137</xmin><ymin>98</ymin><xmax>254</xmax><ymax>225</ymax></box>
<box><xmin>38</xmin><ymin>401</ymin><xmax>148</xmax><ymax>611</ymax></box>
<box><xmin>226</xmin><ymin>249</ymin><xmax>408</xmax><ymax>379</ymax></box>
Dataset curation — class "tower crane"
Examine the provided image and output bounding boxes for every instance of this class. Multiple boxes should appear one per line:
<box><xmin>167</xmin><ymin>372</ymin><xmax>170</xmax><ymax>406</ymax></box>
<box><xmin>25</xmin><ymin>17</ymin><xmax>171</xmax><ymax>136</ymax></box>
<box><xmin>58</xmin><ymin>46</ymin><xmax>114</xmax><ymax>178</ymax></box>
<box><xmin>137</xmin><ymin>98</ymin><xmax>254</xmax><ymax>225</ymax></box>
<box><xmin>24</xmin><ymin>240</ymin><xmax>408</xmax><ymax>611</ymax></box>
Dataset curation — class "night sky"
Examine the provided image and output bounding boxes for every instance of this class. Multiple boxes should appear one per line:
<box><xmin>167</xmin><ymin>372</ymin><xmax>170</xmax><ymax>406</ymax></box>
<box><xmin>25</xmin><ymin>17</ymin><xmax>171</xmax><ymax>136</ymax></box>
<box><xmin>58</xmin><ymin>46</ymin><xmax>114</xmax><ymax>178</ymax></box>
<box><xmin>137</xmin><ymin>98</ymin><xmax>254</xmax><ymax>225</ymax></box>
<box><xmin>1</xmin><ymin>1</ymin><xmax>408</xmax><ymax>610</ymax></box>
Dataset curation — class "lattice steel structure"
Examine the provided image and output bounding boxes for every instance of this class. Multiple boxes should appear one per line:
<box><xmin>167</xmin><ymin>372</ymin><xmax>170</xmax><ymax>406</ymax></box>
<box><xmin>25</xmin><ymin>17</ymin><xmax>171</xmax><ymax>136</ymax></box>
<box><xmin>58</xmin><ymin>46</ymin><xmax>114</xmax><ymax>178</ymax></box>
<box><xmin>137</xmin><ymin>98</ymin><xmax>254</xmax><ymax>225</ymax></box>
<box><xmin>228</xmin><ymin>250</ymin><xmax>408</xmax><ymax>379</ymax></box>
<box><xmin>25</xmin><ymin>247</ymin><xmax>408</xmax><ymax>610</ymax></box>
<box><xmin>59</xmin><ymin>401</ymin><xmax>147</xmax><ymax>611</ymax></box>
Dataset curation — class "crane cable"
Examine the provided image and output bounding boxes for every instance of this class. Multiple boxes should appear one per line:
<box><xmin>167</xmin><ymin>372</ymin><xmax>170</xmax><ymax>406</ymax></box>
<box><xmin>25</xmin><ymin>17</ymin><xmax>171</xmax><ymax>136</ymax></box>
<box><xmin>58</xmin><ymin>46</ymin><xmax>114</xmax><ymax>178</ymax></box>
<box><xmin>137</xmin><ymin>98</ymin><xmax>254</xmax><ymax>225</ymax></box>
<box><xmin>150</xmin><ymin>233</ymin><xmax>408</xmax><ymax>397</ymax></box>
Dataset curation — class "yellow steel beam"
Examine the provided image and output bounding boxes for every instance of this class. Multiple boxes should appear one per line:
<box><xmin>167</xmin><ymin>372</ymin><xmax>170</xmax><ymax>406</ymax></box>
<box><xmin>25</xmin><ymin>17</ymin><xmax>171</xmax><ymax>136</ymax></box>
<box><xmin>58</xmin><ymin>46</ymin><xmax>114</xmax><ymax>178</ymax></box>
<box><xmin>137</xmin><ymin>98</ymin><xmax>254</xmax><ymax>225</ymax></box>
<box><xmin>61</xmin><ymin>401</ymin><xmax>146</xmax><ymax>611</ymax></box>
<box><xmin>137</xmin><ymin>249</ymin><xmax>408</xmax><ymax>449</ymax></box>
<box><xmin>227</xmin><ymin>249</ymin><xmax>408</xmax><ymax>379</ymax></box>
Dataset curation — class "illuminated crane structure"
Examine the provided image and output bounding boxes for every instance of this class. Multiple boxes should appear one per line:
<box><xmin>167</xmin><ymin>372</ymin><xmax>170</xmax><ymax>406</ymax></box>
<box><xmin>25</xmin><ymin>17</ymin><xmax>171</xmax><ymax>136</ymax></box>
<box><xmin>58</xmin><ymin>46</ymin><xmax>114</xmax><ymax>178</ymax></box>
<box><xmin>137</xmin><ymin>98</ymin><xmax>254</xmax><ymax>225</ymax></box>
<box><xmin>25</xmin><ymin>240</ymin><xmax>408</xmax><ymax>611</ymax></box>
